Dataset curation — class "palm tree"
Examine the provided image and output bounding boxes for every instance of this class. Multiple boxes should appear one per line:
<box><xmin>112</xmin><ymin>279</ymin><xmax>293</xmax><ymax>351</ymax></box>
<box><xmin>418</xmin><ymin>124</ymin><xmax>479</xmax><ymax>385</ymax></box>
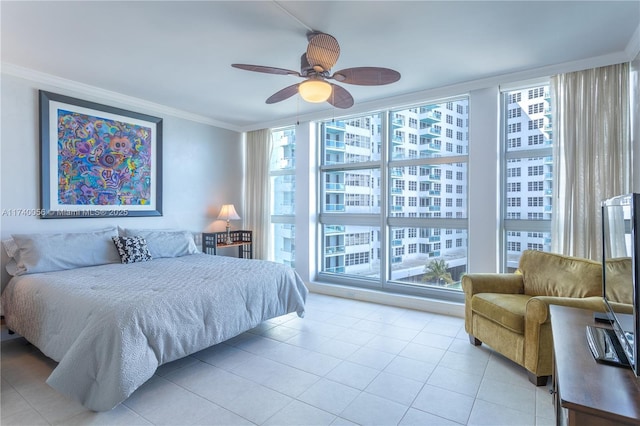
<box><xmin>422</xmin><ymin>259</ymin><xmax>453</xmax><ymax>285</ymax></box>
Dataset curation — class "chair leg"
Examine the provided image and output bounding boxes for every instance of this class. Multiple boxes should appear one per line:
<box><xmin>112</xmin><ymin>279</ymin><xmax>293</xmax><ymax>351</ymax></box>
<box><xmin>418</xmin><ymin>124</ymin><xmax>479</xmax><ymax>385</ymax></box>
<box><xmin>527</xmin><ymin>372</ymin><xmax>548</xmax><ymax>386</ymax></box>
<box><xmin>468</xmin><ymin>334</ymin><xmax>482</xmax><ymax>346</ymax></box>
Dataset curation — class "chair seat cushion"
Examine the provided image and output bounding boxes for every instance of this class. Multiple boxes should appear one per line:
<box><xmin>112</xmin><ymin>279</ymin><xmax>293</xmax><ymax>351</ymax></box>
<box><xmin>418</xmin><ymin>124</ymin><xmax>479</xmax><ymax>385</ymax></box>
<box><xmin>471</xmin><ymin>293</ymin><xmax>533</xmax><ymax>334</ymax></box>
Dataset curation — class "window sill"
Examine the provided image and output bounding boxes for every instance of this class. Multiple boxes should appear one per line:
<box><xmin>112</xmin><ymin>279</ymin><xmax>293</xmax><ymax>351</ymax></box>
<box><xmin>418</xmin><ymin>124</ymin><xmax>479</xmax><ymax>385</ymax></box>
<box><xmin>306</xmin><ymin>280</ymin><xmax>464</xmax><ymax>318</ymax></box>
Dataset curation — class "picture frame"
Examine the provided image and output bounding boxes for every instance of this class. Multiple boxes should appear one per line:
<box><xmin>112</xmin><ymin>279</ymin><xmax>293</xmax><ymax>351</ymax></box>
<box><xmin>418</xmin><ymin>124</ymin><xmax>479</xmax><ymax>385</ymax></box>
<box><xmin>39</xmin><ymin>90</ymin><xmax>162</xmax><ymax>218</ymax></box>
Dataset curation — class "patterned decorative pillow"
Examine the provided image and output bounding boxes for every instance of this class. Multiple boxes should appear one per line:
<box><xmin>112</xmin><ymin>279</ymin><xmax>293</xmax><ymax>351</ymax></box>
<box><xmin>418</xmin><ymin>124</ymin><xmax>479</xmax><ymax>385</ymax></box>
<box><xmin>112</xmin><ymin>236</ymin><xmax>152</xmax><ymax>264</ymax></box>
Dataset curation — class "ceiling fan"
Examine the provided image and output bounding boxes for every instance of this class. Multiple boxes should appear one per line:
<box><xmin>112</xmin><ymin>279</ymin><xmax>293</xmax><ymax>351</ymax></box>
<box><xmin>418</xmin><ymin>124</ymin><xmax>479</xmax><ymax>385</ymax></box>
<box><xmin>232</xmin><ymin>32</ymin><xmax>401</xmax><ymax>109</ymax></box>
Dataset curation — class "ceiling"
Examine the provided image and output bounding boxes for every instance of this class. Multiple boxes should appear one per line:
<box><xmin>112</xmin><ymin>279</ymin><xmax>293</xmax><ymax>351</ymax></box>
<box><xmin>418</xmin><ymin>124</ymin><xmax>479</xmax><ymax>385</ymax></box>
<box><xmin>2</xmin><ymin>1</ymin><xmax>639</xmax><ymax>132</ymax></box>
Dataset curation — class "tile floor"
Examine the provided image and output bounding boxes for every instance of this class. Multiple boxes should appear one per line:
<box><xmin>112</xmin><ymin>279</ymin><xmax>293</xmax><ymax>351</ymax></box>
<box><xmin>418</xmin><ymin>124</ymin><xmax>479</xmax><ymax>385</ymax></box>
<box><xmin>1</xmin><ymin>292</ymin><xmax>555</xmax><ymax>425</ymax></box>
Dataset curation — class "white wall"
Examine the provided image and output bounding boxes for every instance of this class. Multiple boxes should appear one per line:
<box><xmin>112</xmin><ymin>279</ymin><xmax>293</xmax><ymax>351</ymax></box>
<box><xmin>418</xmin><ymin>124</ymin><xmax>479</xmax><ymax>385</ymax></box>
<box><xmin>0</xmin><ymin>73</ymin><xmax>243</xmax><ymax>286</ymax></box>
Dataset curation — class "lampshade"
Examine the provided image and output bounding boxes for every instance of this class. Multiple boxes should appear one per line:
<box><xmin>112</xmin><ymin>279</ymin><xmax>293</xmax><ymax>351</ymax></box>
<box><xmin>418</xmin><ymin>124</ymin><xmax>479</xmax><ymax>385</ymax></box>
<box><xmin>217</xmin><ymin>204</ymin><xmax>240</xmax><ymax>221</ymax></box>
<box><xmin>299</xmin><ymin>79</ymin><xmax>332</xmax><ymax>103</ymax></box>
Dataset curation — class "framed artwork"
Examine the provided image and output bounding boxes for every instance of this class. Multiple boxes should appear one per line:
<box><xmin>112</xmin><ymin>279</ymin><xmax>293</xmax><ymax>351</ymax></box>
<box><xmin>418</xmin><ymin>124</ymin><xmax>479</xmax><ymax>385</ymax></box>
<box><xmin>39</xmin><ymin>91</ymin><xmax>162</xmax><ymax>218</ymax></box>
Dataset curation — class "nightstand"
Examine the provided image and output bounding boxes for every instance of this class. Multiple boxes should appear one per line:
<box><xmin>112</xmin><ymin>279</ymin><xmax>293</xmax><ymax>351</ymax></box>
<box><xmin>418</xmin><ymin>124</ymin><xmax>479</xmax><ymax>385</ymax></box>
<box><xmin>202</xmin><ymin>230</ymin><xmax>253</xmax><ymax>259</ymax></box>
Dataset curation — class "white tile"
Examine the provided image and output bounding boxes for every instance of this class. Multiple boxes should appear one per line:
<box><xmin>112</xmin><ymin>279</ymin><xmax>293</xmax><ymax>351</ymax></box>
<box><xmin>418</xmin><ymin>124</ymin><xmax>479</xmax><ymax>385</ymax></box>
<box><xmin>326</xmin><ymin>361</ymin><xmax>380</xmax><ymax>390</ymax></box>
<box><xmin>333</xmin><ymin>328</ymin><xmax>377</xmax><ymax>346</ymax></box>
<box><xmin>476</xmin><ymin>377</ymin><xmax>536</xmax><ymax>414</ymax></box>
<box><xmin>221</xmin><ymin>383</ymin><xmax>292</xmax><ymax>424</ymax></box>
<box><xmin>12</xmin><ymin>381</ymin><xmax>87</xmax><ymax>425</ymax></box>
<box><xmin>260</xmin><ymin>363</ymin><xmax>321</xmax><ymax>398</ymax></box>
<box><xmin>535</xmin><ymin>383</ymin><xmax>555</xmax><ymax>420</ymax></box>
<box><xmin>399</xmin><ymin>342</ymin><xmax>446</xmax><ymax>365</ymax></box>
<box><xmin>0</xmin><ymin>382</ymin><xmax>33</xmax><ymax>419</ymax></box>
<box><xmin>1</xmin><ymin>406</ymin><xmax>49</xmax><ymax>426</ymax></box>
<box><xmin>412</xmin><ymin>331</ymin><xmax>455</xmax><ymax>350</ymax></box>
<box><xmin>399</xmin><ymin>408</ymin><xmax>462</xmax><ymax>426</ymax></box>
<box><xmin>427</xmin><ymin>365</ymin><xmax>484</xmax><ymax>397</ymax></box>
<box><xmin>347</xmin><ymin>347</ymin><xmax>395</xmax><ymax>370</ymax></box>
<box><xmin>365</xmin><ymin>372</ymin><xmax>424</xmax><ymax>406</ymax></box>
<box><xmin>483</xmin><ymin>353</ymin><xmax>530</xmax><ymax>388</ymax></box>
<box><xmin>437</xmin><ymin>349</ymin><xmax>490</xmax><ymax>376</ymax></box>
<box><xmin>412</xmin><ymin>384</ymin><xmax>475</xmax><ymax>424</ymax></box>
<box><xmin>330</xmin><ymin>417</ymin><xmax>360</xmax><ymax>426</ymax></box>
<box><xmin>384</xmin><ymin>356</ymin><xmax>437</xmax><ymax>382</ymax></box>
<box><xmin>263</xmin><ymin>400</ymin><xmax>336</xmax><ymax>426</ymax></box>
<box><xmin>124</xmin><ymin>375</ymin><xmax>242</xmax><ymax>425</ymax></box>
<box><xmin>392</xmin><ymin>311</ymin><xmax>435</xmax><ymax>331</ymax></box>
<box><xmin>163</xmin><ymin>362</ymin><xmax>254</xmax><ymax>407</ymax></box>
<box><xmin>255</xmin><ymin>325</ymin><xmax>301</xmax><ymax>342</ymax></box>
<box><xmin>192</xmin><ymin>344</ymin><xmax>258</xmax><ymax>371</ymax></box>
<box><xmin>365</xmin><ymin>335</ymin><xmax>409</xmax><ymax>355</ymax></box>
<box><xmin>324</xmin><ymin>313</ymin><xmax>362</xmax><ymax>328</ymax></box>
<box><xmin>467</xmin><ymin>398</ymin><xmax>535</xmax><ymax>425</ymax></box>
<box><xmin>340</xmin><ymin>392</ymin><xmax>408</xmax><ymax>426</ymax></box>
<box><xmin>54</xmin><ymin>403</ymin><xmax>153</xmax><ymax>425</ymax></box>
<box><xmin>298</xmin><ymin>378</ymin><xmax>360</xmax><ymax>415</ymax></box>
<box><xmin>267</xmin><ymin>344</ymin><xmax>341</xmax><ymax>376</ymax></box>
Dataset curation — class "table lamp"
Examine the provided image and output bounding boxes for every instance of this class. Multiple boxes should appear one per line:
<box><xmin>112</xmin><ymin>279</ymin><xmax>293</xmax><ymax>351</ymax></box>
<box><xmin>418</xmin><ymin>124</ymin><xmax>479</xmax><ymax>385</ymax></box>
<box><xmin>218</xmin><ymin>204</ymin><xmax>241</xmax><ymax>244</ymax></box>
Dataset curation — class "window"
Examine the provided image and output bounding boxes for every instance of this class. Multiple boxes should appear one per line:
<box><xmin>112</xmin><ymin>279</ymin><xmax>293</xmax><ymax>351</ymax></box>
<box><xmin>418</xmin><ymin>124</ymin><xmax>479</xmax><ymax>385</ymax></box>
<box><xmin>502</xmin><ymin>85</ymin><xmax>553</xmax><ymax>271</ymax></box>
<box><xmin>319</xmin><ymin>100</ymin><xmax>468</xmax><ymax>298</ymax></box>
<box><xmin>269</xmin><ymin>127</ymin><xmax>296</xmax><ymax>267</ymax></box>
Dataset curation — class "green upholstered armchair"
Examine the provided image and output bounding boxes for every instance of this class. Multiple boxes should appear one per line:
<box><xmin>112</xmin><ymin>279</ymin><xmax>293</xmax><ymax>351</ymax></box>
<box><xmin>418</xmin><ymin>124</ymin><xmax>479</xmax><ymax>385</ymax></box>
<box><xmin>463</xmin><ymin>250</ymin><xmax>632</xmax><ymax>386</ymax></box>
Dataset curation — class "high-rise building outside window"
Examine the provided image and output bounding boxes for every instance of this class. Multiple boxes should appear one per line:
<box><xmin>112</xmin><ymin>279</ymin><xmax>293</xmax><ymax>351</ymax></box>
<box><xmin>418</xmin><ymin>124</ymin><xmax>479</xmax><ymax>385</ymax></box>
<box><xmin>319</xmin><ymin>98</ymin><xmax>468</xmax><ymax>297</ymax></box>
<box><xmin>502</xmin><ymin>85</ymin><xmax>553</xmax><ymax>271</ymax></box>
<box><xmin>270</xmin><ymin>127</ymin><xmax>296</xmax><ymax>267</ymax></box>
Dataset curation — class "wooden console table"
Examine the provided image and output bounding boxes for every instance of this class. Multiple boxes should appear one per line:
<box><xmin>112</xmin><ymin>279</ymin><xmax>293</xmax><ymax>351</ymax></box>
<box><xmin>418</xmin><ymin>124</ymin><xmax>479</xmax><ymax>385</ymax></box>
<box><xmin>550</xmin><ymin>305</ymin><xmax>640</xmax><ymax>425</ymax></box>
<box><xmin>202</xmin><ymin>230</ymin><xmax>253</xmax><ymax>259</ymax></box>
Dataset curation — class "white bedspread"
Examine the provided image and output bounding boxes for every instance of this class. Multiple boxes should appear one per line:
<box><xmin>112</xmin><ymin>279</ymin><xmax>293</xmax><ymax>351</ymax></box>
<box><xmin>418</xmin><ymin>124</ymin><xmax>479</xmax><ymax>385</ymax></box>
<box><xmin>1</xmin><ymin>254</ymin><xmax>308</xmax><ymax>411</ymax></box>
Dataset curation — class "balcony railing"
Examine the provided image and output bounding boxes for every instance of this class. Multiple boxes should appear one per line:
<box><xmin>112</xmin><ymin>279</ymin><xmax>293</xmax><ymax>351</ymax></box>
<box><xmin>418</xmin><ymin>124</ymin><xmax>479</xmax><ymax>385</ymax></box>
<box><xmin>419</xmin><ymin>110</ymin><xmax>442</xmax><ymax>124</ymax></box>
<box><xmin>325</xmin><ymin>139</ymin><xmax>346</xmax><ymax>150</ymax></box>
<box><xmin>325</xmin><ymin>204</ymin><xmax>345</xmax><ymax>212</ymax></box>
<box><xmin>325</xmin><ymin>183</ymin><xmax>346</xmax><ymax>191</ymax></box>
<box><xmin>325</xmin><ymin>246</ymin><xmax>346</xmax><ymax>255</ymax></box>
<box><xmin>325</xmin><ymin>225</ymin><xmax>345</xmax><ymax>233</ymax></box>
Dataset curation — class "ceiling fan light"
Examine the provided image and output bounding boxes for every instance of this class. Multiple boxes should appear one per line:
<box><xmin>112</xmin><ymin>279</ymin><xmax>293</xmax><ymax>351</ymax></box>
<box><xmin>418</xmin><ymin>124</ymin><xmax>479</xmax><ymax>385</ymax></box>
<box><xmin>299</xmin><ymin>80</ymin><xmax>332</xmax><ymax>103</ymax></box>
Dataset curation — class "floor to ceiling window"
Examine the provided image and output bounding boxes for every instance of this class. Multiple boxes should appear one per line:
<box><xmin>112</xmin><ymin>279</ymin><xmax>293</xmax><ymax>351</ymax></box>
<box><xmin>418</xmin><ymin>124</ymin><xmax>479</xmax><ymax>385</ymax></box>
<box><xmin>502</xmin><ymin>84</ymin><xmax>554</xmax><ymax>271</ymax></box>
<box><xmin>269</xmin><ymin>126</ymin><xmax>296</xmax><ymax>267</ymax></box>
<box><xmin>318</xmin><ymin>98</ymin><xmax>469</xmax><ymax>299</ymax></box>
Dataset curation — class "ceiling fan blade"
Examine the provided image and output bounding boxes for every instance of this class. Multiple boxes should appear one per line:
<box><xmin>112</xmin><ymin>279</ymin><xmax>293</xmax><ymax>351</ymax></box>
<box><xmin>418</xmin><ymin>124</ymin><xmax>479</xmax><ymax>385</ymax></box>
<box><xmin>232</xmin><ymin>64</ymin><xmax>300</xmax><ymax>77</ymax></box>
<box><xmin>330</xmin><ymin>67</ymin><xmax>401</xmax><ymax>86</ymax></box>
<box><xmin>266</xmin><ymin>83</ymin><xmax>301</xmax><ymax>104</ymax></box>
<box><xmin>306</xmin><ymin>32</ymin><xmax>340</xmax><ymax>72</ymax></box>
<box><xmin>327</xmin><ymin>83</ymin><xmax>354</xmax><ymax>109</ymax></box>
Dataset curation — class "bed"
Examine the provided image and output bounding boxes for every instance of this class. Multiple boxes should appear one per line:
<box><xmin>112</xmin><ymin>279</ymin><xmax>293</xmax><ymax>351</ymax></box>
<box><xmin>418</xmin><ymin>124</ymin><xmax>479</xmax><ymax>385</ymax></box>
<box><xmin>1</xmin><ymin>227</ymin><xmax>308</xmax><ymax>411</ymax></box>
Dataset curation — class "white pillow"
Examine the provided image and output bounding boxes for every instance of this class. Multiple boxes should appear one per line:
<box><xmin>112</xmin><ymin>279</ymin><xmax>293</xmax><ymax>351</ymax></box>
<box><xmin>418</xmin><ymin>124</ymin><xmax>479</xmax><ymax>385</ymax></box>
<box><xmin>11</xmin><ymin>227</ymin><xmax>121</xmax><ymax>275</ymax></box>
<box><xmin>2</xmin><ymin>238</ymin><xmax>20</xmax><ymax>276</ymax></box>
<box><xmin>2</xmin><ymin>238</ymin><xmax>18</xmax><ymax>259</ymax></box>
<box><xmin>123</xmin><ymin>229</ymin><xmax>199</xmax><ymax>258</ymax></box>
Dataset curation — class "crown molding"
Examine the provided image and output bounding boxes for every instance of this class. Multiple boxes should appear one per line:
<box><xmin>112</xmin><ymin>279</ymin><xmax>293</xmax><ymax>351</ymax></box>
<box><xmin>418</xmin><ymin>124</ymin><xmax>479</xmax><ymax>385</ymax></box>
<box><xmin>1</xmin><ymin>63</ymin><xmax>242</xmax><ymax>133</ymax></box>
<box><xmin>244</xmin><ymin>50</ymin><xmax>633</xmax><ymax>132</ymax></box>
<box><xmin>626</xmin><ymin>24</ymin><xmax>640</xmax><ymax>60</ymax></box>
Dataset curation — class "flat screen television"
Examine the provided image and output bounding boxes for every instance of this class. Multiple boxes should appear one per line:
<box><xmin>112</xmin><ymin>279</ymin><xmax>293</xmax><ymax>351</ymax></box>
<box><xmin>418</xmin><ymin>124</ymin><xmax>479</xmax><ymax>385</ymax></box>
<box><xmin>587</xmin><ymin>193</ymin><xmax>639</xmax><ymax>377</ymax></box>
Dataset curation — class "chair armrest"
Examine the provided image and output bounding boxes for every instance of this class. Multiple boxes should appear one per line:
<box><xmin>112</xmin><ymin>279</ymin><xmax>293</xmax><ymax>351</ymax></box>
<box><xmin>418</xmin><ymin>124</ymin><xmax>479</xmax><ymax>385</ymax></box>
<box><xmin>462</xmin><ymin>274</ymin><xmax>524</xmax><ymax>336</ymax></box>
<box><xmin>526</xmin><ymin>296</ymin><xmax>606</xmax><ymax>325</ymax></box>
<box><xmin>462</xmin><ymin>273</ymin><xmax>524</xmax><ymax>296</ymax></box>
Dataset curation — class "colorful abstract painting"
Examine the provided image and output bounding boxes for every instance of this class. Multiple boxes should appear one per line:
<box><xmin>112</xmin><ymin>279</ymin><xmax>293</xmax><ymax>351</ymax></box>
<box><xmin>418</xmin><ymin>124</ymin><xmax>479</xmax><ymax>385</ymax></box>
<box><xmin>40</xmin><ymin>91</ymin><xmax>162</xmax><ymax>218</ymax></box>
<box><xmin>57</xmin><ymin>110</ymin><xmax>152</xmax><ymax>206</ymax></box>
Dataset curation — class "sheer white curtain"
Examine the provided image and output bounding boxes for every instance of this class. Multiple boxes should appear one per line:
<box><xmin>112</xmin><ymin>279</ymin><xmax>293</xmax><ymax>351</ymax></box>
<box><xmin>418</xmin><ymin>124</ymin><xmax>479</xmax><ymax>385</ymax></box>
<box><xmin>245</xmin><ymin>129</ymin><xmax>273</xmax><ymax>260</ymax></box>
<box><xmin>551</xmin><ymin>62</ymin><xmax>630</xmax><ymax>259</ymax></box>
